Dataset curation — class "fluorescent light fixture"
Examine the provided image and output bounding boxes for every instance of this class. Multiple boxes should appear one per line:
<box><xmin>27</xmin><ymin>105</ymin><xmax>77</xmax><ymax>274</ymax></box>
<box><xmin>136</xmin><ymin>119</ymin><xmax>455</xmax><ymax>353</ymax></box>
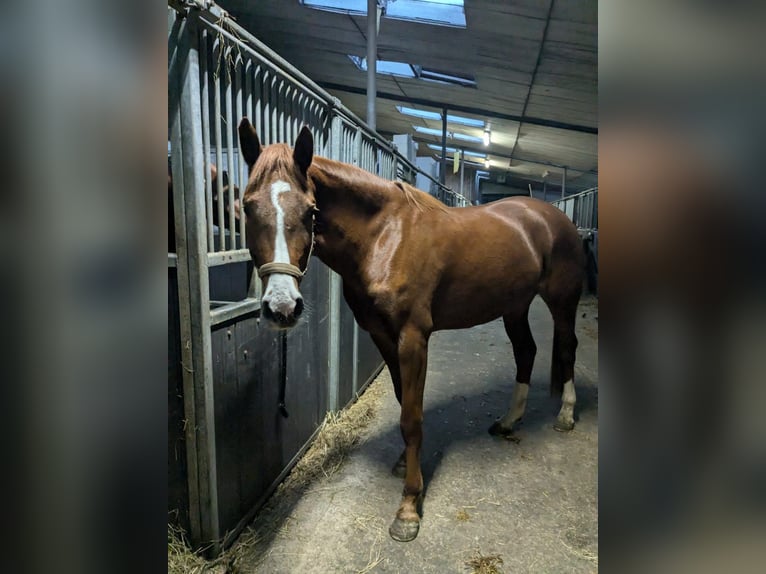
<box><xmin>413</xmin><ymin>126</ymin><xmax>443</xmax><ymax>137</ymax></box>
<box><xmin>485</xmin><ymin>159</ymin><xmax>491</xmax><ymax>168</ymax></box>
<box><xmin>303</xmin><ymin>0</ymin><xmax>466</xmax><ymax>28</ymax></box>
<box><xmin>396</xmin><ymin>106</ymin><xmax>442</xmax><ymax>121</ymax></box>
<box><xmin>453</xmin><ymin>132</ymin><xmax>483</xmax><ymax>144</ymax></box>
<box><xmin>483</xmin><ymin>129</ymin><xmax>491</xmax><ymax>146</ymax></box>
<box><xmin>397</xmin><ymin>106</ymin><xmax>485</xmax><ymax>128</ymax></box>
<box><xmin>427</xmin><ymin>145</ymin><xmax>486</xmax><ymax>160</ymax></box>
<box><xmin>446</xmin><ymin>114</ymin><xmax>484</xmax><ymax>128</ymax></box>
<box><xmin>413</xmin><ymin>126</ymin><xmax>483</xmax><ymax>144</ymax></box>
<box><xmin>420</xmin><ymin>69</ymin><xmax>476</xmax><ymax>87</ymax></box>
<box><xmin>427</xmin><ymin>144</ymin><xmax>458</xmax><ymax>154</ymax></box>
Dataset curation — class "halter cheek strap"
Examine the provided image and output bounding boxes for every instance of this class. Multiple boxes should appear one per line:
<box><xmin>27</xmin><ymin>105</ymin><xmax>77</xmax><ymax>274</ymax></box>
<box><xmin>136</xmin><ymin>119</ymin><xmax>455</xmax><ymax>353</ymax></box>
<box><xmin>256</xmin><ymin>214</ymin><xmax>316</xmax><ymax>281</ymax></box>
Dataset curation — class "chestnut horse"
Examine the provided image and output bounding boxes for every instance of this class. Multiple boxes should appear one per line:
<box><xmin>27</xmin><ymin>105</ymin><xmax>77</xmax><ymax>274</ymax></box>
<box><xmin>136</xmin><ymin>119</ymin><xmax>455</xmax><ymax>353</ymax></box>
<box><xmin>237</xmin><ymin>119</ymin><xmax>584</xmax><ymax>542</ymax></box>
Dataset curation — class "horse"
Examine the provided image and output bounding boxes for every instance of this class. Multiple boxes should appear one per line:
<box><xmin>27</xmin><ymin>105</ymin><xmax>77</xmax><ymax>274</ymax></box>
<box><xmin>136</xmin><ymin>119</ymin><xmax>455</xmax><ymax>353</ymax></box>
<box><xmin>167</xmin><ymin>161</ymin><xmax>241</xmax><ymax>252</ymax></box>
<box><xmin>237</xmin><ymin>118</ymin><xmax>585</xmax><ymax>542</ymax></box>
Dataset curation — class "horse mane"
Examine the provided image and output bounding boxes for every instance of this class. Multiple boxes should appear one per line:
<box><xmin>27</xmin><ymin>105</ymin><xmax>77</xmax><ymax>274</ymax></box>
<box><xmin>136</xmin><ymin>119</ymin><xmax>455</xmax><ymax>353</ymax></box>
<box><xmin>311</xmin><ymin>156</ymin><xmax>448</xmax><ymax>213</ymax></box>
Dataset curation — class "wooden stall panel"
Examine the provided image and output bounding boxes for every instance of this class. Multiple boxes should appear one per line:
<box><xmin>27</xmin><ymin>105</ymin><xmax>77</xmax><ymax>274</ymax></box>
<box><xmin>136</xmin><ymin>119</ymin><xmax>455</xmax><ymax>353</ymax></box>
<box><xmin>283</xmin><ymin>261</ymin><xmax>331</xmax><ymax>462</ymax></box>
<box><xmin>211</xmin><ymin>314</ymin><xmax>282</xmax><ymax>535</ymax></box>
<box><xmin>168</xmin><ymin>268</ymin><xmax>190</xmax><ymax>533</ymax></box>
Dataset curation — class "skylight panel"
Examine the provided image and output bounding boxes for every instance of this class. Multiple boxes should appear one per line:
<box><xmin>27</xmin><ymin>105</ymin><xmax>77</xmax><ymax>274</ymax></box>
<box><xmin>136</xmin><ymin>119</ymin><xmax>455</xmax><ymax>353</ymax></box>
<box><xmin>302</xmin><ymin>0</ymin><xmax>366</xmax><ymax>15</ymax></box>
<box><xmin>351</xmin><ymin>56</ymin><xmax>475</xmax><ymax>88</ymax></box>
<box><xmin>348</xmin><ymin>56</ymin><xmax>416</xmax><ymax>78</ymax></box>
<box><xmin>386</xmin><ymin>0</ymin><xmax>466</xmax><ymax>28</ymax></box>
<box><xmin>302</xmin><ymin>1</ymin><xmax>466</xmax><ymax>28</ymax></box>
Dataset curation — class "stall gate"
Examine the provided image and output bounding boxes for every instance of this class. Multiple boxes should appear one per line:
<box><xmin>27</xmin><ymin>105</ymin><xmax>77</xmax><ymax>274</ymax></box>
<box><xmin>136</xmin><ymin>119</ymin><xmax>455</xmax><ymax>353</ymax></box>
<box><xmin>168</xmin><ymin>0</ymin><xmax>462</xmax><ymax>553</ymax></box>
<box><xmin>552</xmin><ymin>186</ymin><xmax>598</xmax><ymax>231</ymax></box>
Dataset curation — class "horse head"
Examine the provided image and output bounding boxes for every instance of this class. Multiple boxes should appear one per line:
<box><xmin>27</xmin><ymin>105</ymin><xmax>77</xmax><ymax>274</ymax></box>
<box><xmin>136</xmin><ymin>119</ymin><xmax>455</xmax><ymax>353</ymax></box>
<box><xmin>238</xmin><ymin>118</ymin><xmax>317</xmax><ymax>329</ymax></box>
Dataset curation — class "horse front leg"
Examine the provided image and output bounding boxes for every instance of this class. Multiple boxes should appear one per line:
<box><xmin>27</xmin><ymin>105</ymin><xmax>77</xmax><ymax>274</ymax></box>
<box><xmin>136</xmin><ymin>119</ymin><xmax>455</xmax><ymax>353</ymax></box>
<box><xmin>370</xmin><ymin>331</ymin><xmax>407</xmax><ymax>478</ymax></box>
<box><xmin>389</xmin><ymin>325</ymin><xmax>429</xmax><ymax>542</ymax></box>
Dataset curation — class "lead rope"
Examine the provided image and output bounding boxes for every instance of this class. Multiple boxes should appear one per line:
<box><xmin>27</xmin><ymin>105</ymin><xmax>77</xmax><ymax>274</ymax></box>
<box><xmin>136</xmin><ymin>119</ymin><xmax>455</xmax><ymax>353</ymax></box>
<box><xmin>278</xmin><ymin>331</ymin><xmax>288</xmax><ymax>418</ymax></box>
<box><xmin>261</xmin><ymin>214</ymin><xmax>316</xmax><ymax>418</ymax></box>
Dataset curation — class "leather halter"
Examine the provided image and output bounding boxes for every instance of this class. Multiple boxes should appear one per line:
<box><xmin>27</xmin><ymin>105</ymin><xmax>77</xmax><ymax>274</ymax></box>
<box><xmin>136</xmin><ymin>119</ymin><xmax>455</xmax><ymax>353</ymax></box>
<box><xmin>256</xmin><ymin>214</ymin><xmax>316</xmax><ymax>280</ymax></box>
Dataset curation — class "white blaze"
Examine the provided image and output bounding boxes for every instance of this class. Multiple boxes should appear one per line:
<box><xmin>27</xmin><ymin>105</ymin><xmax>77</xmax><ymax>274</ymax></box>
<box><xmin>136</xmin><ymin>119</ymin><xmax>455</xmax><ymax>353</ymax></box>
<box><xmin>263</xmin><ymin>181</ymin><xmax>301</xmax><ymax>314</ymax></box>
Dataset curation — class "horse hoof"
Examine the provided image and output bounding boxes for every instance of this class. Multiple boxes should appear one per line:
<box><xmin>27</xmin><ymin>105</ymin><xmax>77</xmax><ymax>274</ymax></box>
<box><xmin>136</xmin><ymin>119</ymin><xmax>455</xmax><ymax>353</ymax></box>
<box><xmin>391</xmin><ymin>460</ymin><xmax>406</xmax><ymax>479</ymax></box>
<box><xmin>389</xmin><ymin>517</ymin><xmax>420</xmax><ymax>542</ymax></box>
<box><xmin>488</xmin><ymin>421</ymin><xmax>518</xmax><ymax>439</ymax></box>
<box><xmin>553</xmin><ymin>419</ymin><xmax>574</xmax><ymax>432</ymax></box>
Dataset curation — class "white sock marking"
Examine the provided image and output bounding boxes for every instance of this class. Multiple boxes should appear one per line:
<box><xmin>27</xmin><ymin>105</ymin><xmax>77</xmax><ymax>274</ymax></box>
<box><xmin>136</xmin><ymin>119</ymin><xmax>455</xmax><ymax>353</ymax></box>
<box><xmin>500</xmin><ymin>383</ymin><xmax>529</xmax><ymax>428</ymax></box>
<box><xmin>264</xmin><ymin>181</ymin><xmax>301</xmax><ymax>313</ymax></box>
<box><xmin>557</xmin><ymin>379</ymin><xmax>576</xmax><ymax>425</ymax></box>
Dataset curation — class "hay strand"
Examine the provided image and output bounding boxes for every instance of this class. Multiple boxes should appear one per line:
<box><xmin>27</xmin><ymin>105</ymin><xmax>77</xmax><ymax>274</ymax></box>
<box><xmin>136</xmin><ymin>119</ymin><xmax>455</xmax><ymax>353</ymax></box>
<box><xmin>465</xmin><ymin>549</ymin><xmax>504</xmax><ymax>574</ymax></box>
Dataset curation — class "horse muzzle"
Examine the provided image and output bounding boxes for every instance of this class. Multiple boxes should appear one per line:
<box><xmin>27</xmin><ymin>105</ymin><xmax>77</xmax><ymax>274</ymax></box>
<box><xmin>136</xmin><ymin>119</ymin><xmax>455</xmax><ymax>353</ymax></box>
<box><xmin>261</xmin><ymin>271</ymin><xmax>304</xmax><ymax>328</ymax></box>
<box><xmin>262</xmin><ymin>295</ymin><xmax>304</xmax><ymax>328</ymax></box>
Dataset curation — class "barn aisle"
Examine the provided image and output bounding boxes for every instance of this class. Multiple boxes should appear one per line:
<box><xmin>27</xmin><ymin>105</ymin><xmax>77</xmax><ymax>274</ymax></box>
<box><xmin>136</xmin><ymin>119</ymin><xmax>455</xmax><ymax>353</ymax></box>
<box><xmin>233</xmin><ymin>295</ymin><xmax>598</xmax><ymax>573</ymax></box>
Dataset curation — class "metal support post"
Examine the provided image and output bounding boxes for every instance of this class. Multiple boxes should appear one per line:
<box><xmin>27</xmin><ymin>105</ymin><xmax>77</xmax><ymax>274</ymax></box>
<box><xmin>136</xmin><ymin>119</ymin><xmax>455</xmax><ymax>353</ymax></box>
<box><xmin>440</xmin><ymin>107</ymin><xmax>448</xmax><ymax>185</ymax></box>
<box><xmin>327</xmin><ymin>114</ymin><xmax>344</xmax><ymax>410</ymax></box>
<box><xmin>366</xmin><ymin>0</ymin><xmax>378</xmax><ymax>131</ymax></box>
<box><xmin>561</xmin><ymin>166</ymin><xmax>567</xmax><ymax>199</ymax></box>
<box><xmin>169</xmin><ymin>11</ymin><xmax>219</xmax><ymax>551</ymax></box>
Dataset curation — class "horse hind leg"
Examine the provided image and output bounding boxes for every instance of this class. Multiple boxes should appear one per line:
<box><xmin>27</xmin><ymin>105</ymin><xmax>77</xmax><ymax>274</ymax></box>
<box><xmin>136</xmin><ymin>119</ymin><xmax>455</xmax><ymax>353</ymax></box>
<box><xmin>489</xmin><ymin>305</ymin><xmax>536</xmax><ymax>437</ymax></box>
<box><xmin>542</xmin><ymin>285</ymin><xmax>581</xmax><ymax>432</ymax></box>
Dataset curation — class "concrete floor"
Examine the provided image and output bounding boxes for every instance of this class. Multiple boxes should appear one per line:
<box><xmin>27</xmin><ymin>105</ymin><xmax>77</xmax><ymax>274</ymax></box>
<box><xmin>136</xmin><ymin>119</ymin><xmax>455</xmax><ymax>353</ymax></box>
<box><xmin>235</xmin><ymin>295</ymin><xmax>598</xmax><ymax>573</ymax></box>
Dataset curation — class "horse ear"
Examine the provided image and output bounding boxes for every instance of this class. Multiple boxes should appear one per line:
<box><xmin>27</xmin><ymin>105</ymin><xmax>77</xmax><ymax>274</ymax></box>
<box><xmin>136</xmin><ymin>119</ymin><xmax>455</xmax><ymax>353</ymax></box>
<box><xmin>238</xmin><ymin>118</ymin><xmax>261</xmax><ymax>172</ymax></box>
<box><xmin>293</xmin><ymin>126</ymin><xmax>313</xmax><ymax>176</ymax></box>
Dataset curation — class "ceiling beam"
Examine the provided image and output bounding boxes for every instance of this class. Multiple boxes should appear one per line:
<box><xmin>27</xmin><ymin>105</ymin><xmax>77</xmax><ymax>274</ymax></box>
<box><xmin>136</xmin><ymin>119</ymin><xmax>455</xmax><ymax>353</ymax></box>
<box><xmin>318</xmin><ymin>81</ymin><xmax>598</xmax><ymax>135</ymax></box>
<box><xmin>509</xmin><ymin>0</ymin><xmax>555</xmax><ymax>160</ymax></box>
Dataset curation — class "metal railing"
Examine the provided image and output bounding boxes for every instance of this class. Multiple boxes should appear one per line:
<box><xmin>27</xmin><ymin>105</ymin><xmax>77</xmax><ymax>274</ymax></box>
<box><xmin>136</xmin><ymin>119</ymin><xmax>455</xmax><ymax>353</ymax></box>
<box><xmin>169</xmin><ymin>0</ymin><xmax>464</xmax><ymax>260</ymax></box>
<box><xmin>551</xmin><ymin>187</ymin><xmax>598</xmax><ymax>230</ymax></box>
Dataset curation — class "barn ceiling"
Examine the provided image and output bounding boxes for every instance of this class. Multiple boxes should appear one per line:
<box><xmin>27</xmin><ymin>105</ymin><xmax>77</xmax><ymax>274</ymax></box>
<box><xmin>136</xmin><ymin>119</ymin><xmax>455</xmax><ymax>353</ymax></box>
<box><xmin>217</xmin><ymin>0</ymin><xmax>597</xmax><ymax>190</ymax></box>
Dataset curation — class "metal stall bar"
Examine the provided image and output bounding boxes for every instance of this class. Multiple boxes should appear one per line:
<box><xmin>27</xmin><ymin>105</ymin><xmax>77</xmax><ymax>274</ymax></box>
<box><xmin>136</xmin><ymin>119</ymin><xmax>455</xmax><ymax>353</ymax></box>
<box><xmin>239</xmin><ymin>58</ymin><xmax>249</xmax><ymax>246</ymax></box>
<box><xmin>197</xmin><ymin>8</ymin><xmax>447</xmax><ymax>204</ymax></box>
<box><xmin>199</xmin><ymin>29</ymin><xmax>214</xmax><ymax>251</ymax></box>
<box><xmin>169</xmin><ymin>8</ymin><xmax>220</xmax><ymax>550</ymax></box>
<box><xmin>224</xmin><ymin>49</ymin><xmax>237</xmax><ymax>251</ymax></box>
<box><xmin>551</xmin><ymin>187</ymin><xmax>598</xmax><ymax>230</ymax></box>
<box><xmin>326</xmin><ymin>112</ymin><xmax>344</xmax><ymax>412</ymax></box>
<box><xmin>212</xmin><ymin>35</ymin><xmax>225</xmax><ymax>253</ymax></box>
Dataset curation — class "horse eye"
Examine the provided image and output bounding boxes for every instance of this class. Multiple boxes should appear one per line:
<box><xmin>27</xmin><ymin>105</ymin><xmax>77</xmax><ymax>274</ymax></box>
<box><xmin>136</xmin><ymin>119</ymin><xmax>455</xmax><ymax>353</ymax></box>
<box><xmin>243</xmin><ymin>200</ymin><xmax>256</xmax><ymax>218</ymax></box>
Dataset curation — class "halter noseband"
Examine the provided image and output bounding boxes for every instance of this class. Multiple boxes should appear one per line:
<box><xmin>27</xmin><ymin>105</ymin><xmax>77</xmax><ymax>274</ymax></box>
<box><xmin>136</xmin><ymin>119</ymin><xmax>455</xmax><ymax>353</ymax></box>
<box><xmin>256</xmin><ymin>214</ymin><xmax>316</xmax><ymax>281</ymax></box>
<box><xmin>257</xmin><ymin>262</ymin><xmax>305</xmax><ymax>279</ymax></box>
